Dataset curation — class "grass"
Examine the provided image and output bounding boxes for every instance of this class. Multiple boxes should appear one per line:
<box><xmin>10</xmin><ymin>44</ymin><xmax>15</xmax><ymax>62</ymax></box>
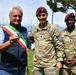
<box><xmin>26</xmin><ymin>49</ymin><xmax>34</xmax><ymax>75</ymax></box>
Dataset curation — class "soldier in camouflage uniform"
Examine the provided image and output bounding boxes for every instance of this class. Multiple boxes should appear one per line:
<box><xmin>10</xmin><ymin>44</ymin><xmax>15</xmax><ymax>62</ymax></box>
<box><xmin>30</xmin><ymin>6</ymin><xmax>65</xmax><ymax>75</ymax></box>
<box><xmin>61</xmin><ymin>13</ymin><xmax>76</xmax><ymax>75</ymax></box>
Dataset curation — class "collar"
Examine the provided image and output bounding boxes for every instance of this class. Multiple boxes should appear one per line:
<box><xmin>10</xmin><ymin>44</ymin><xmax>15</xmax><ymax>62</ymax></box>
<box><xmin>10</xmin><ymin>22</ymin><xmax>21</xmax><ymax>30</ymax></box>
<box><xmin>37</xmin><ymin>21</ymin><xmax>49</xmax><ymax>30</ymax></box>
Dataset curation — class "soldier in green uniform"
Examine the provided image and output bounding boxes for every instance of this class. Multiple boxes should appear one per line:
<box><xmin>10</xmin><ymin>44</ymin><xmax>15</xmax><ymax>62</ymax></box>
<box><xmin>61</xmin><ymin>13</ymin><xmax>76</xmax><ymax>75</ymax></box>
<box><xmin>30</xmin><ymin>6</ymin><xmax>65</xmax><ymax>75</ymax></box>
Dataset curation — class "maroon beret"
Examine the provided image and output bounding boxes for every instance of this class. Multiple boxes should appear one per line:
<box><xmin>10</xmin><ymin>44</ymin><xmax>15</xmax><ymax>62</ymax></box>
<box><xmin>36</xmin><ymin>6</ymin><xmax>47</xmax><ymax>16</ymax></box>
<box><xmin>64</xmin><ymin>13</ymin><xmax>75</xmax><ymax>22</ymax></box>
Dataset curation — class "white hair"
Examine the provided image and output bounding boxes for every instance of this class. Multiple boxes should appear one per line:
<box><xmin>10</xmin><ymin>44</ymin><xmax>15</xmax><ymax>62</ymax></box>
<box><xmin>9</xmin><ymin>6</ymin><xmax>23</xmax><ymax>16</ymax></box>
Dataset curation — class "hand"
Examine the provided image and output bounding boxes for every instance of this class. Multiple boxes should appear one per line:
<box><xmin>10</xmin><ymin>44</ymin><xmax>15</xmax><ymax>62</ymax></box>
<box><xmin>64</xmin><ymin>58</ymin><xmax>76</xmax><ymax>66</ymax></box>
<box><xmin>9</xmin><ymin>35</ymin><xmax>19</xmax><ymax>44</ymax></box>
<box><xmin>56</xmin><ymin>62</ymin><xmax>62</xmax><ymax>70</ymax></box>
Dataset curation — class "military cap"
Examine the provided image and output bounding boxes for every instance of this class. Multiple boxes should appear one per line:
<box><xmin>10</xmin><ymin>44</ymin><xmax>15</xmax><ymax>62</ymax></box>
<box><xmin>64</xmin><ymin>13</ymin><xmax>75</xmax><ymax>22</ymax></box>
<box><xmin>36</xmin><ymin>6</ymin><xmax>48</xmax><ymax>16</ymax></box>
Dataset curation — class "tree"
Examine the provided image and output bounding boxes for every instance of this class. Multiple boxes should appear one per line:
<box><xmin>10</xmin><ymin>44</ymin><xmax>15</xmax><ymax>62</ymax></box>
<box><xmin>46</xmin><ymin>0</ymin><xmax>76</xmax><ymax>13</ymax></box>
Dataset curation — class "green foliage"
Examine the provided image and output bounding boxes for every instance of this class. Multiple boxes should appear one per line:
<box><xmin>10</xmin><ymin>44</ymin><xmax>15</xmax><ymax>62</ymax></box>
<box><xmin>46</xmin><ymin>0</ymin><xmax>76</xmax><ymax>13</ymax></box>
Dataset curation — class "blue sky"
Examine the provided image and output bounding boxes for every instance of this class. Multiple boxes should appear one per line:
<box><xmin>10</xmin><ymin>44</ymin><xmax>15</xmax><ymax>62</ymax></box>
<box><xmin>0</xmin><ymin>0</ymin><xmax>75</xmax><ymax>28</ymax></box>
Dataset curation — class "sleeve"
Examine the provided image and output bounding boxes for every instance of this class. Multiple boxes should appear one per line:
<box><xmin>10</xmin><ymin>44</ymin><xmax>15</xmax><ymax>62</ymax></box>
<box><xmin>52</xmin><ymin>26</ymin><xmax>65</xmax><ymax>62</ymax></box>
<box><xmin>0</xmin><ymin>27</ymin><xmax>4</xmax><ymax>44</ymax></box>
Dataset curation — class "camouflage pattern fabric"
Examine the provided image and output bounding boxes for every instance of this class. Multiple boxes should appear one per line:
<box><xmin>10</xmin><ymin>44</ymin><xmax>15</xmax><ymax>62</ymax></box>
<box><xmin>30</xmin><ymin>22</ymin><xmax>65</xmax><ymax>67</ymax></box>
<box><xmin>33</xmin><ymin>66</ymin><xmax>56</xmax><ymax>75</ymax></box>
<box><xmin>61</xmin><ymin>28</ymin><xmax>76</xmax><ymax>75</ymax></box>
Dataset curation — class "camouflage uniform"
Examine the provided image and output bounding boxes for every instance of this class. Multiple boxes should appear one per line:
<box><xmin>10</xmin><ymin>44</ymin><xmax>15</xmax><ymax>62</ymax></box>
<box><xmin>30</xmin><ymin>22</ymin><xmax>65</xmax><ymax>75</ymax></box>
<box><xmin>61</xmin><ymin>28</ymin><xmax>76</xmax><ymax>75</ymax></box>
